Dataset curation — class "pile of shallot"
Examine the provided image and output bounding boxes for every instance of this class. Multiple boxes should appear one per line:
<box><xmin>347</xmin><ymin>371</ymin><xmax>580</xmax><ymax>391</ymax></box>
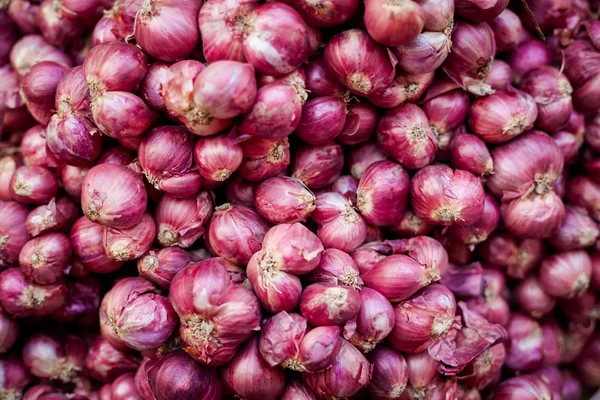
<box><xmin>0</xmin><ymin>0</ymin><xmax>599</xmax><ymax>398</ymax></box>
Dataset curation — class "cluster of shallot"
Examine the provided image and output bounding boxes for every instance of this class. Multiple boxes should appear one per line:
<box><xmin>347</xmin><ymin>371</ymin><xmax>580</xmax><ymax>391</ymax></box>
<box><xmin>0</xmin><ymin>0</ymin><xmax>599</xmax><ymax>398</ymax></box>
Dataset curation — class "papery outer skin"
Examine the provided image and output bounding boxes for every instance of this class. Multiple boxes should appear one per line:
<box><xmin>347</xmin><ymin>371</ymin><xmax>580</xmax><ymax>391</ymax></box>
<box><xmin>83</xmin><ymin>42</ymin><xmax>148</xmax><ymax>96</ymax></box>
<box><xmin>500</xmin><ymin>192</ymin><xmax>565</xmax><ymax>239</ymax></box>
<box><xmin>442</xmin><ymin>21</ymin><xmax>496</xmax><ymax>95</ymax></box>
<box><xmin>259</xmin><ymin>223</ymin><xmax>324</xmax><ymax>275</ymax></box>
<box><xmin>362</xmin><ymin>255</ymin><xmax>432</xmax><ymax>302</ymax></box>
<box><xmin>486</xmin><ymin>130</ymin><xmax>564</xmax><ymax>200</ymax></box>
<box><xmin>388</xmin><ymin>284</ymin><xmax>457</xmax><ymax>353</ymax></box>
<box><xmin>376</xmin><ymin>104</ymin><xmax>437</xmax><ymax>170</ymax></box>
<box><xmin>254</xmin><ymin>176</ymin><xmax>316</xmax><ymax>224</ymax></box>
<box><xmin>220</xmin><ymin>337</ymin><xmax>285</xmax><ymax>400</ymax></box>
<box><xmin>139</xmin><ymin>126</ymin><xmax>199</xmax><ymax>197</ymax></box>
<box><xmin>0</xmin><ymin>308</ymin><xmax>18</xmax><ymax>354</ymax></box>
<box><xmin>0</xmin><ymin>156</ymin><xmax>21</xmax><ymax>202</ymax></box>
<box><xmin>46</xmin><ymin>113</ymin><xmax>102</xmax><ymax>167</ymax></box>
<box><xmin>198</xmin><ymin>0</ymin><xmax>258</xmax><ymax>63</ymax></box>
<box><xmin>504</xmin><ymin>313</ymin><xmax>544</xmax><ymax>372</ymax></box>
<box><xmin>364</xmin><ymin>0</ymin><xmax>424</xmax><ymax>47</ymax></box>
<box><xmin>566</xmin><ymin>176</ymin><xmax>600</xmax><ymax>221</ymax></box>
<box><xmin>455</xmin><ymin>0</ymin><xmax>508</xmax><ymax>22</ymax></box>
<box><xmin>305</xmin><ymin>57</ymin><xmax>346</xmax><ymax>98</ymax></box>
<box><xmin>299</xmin><ymin>282</ymin><xmax>361</xmax><ymax>326</ymax></box>
<box><xmin>99</xmin><ymin>278</ymin><xmax>178</xmax><ymax>351</ymax></box>
<box><xmin>488</xmin><ymin>9</ymin><xmax>523</xmax><ymax>52</ymax></box>
<box><xmin>26</xmin><ymin>197</ymin><xmax>77</xmax><ymax>237</ymax></box>
<box><xmin>411</xmin><ymin>165</ymin><xmax>485</xmax><ymax>226</ymax></box>
<box><xmin>136</xmin><ymin>350</ymin><xmax>223</xmax><ymax>400</ymax></box>
<box><xmin>309</xmin><ymin>248</ymin><xmax>363</xmax><ymax>289</ymax></box>
<box><xmin>385</xmin><ymin>236</ymin><xmax>450</xmax><ymax>278</ymax></box>
<box><xmin>389</xmin><ymin>210</ymin><xmax>433</xmax><ymax>237</ymax></box>
<box><xmin>10</xmin><ymin>165</ymin><xmax>59</xmax><ymax>205</ymax></box>
<box><xmin>332</xmin><ymin>175</ymin><xmax>359</xmax><ymax>205</ymax></box>
<box><xmin>103</xmin><ymin>213</ymin><xmax>156</xmax><ymax>262</ymax></box>
<box><xmin>194</xmin><ymin>134</ymin><xmax>243</xmax><ymax>182</ymax></box>
<box><xmin>10</xmin><ymin>35</ymin><xmax>72</xmax><ymax>77</ymax></box>
<box><xmin>369</xmin><ymin>69</ymin><xmax>436</xmax><ymax>108</ymax></box>
<box><xmin>135</xmin><ymin>0</ymin><xmax>201</xmax><ymax>62</ymax></box>
<box><xmin>238</xmin><ymin>136</ymin><xmax>290</xmax><ymax>183</ymax></box>
<box><xmin>0</xmin><ymin>201</ymin><xmax>32</xmax><ymax>267</ymax></box>
<box><xmin>295</xmin><ymin>96</ymin><xmax>346</xmax><ymax>145</ymax></box>
<box><xmin>337</xmin><ymin>102</ymin><xmax>379</xmax><ymax>145</ymax></box>
<box><xmin>468</xmin><ymin>89</ymin><xmax>538</xmax><ymax>143</ymax></box>
<box><xmin>509</xmin><ymin>40</ymin><xmax>552</xmax><ymax>83</ymax></box>
<box><xmin>207</xmin><ymin>203</ymin><xmax>269</xmax><ymax>265</ymax></box>
<box><xmin>477</xmin><ymin>232</ymin><xmax>543</xmax><ymax>278</ymax></box>
<box><xmin>514</xmin><ymin>276</ymin><xmax>556</xmax><ymax>318</ymax></box>
<box><xmin>155</xmin><ymin>192</ymin><xmax>213</xmax><ymax>248</ymax></box>
<box><xmin>242</xmin><ymin>3</ymin><xmax>312</xmax><ymax>76</ymax></box>
<box><xmin>247</xmin><ymin>251</ymin><xmax>304</xmax><ymax>313</ymax></box>
<box><xmin>367</xmin><ymin>345</ymin><xmax>408</xmax><ymax>399</ymax></box>
<box><xmin>347</xmin><ymin>142</ymin><xmax>389</xmax><ymax>180</ymax></box>
<box><xmin>19</xmin><ymin>233</ymin><xmax>72</xmax><ymax>285</ymax></box>
<box><xmin>448</xmin><ymin>193</ymin><xmax>500</xmax><ymax>245</ymax></box>
<box><xmin>357</xmin><ymin>160</ymin><xmax>410</xmax><ymax>227</ymax></box>
<box><xmin>193</xmin><ymin>60</ymin><xmax>257</xmax><ymax>119</ymax></box>
<box><xmin>21</xmin><ymin>61</ymin><xmax>68</xmax><ymax>109</ymax></box>
<box><xmin>303</xmin><ymin>338</ymin><xmax>371</xmax><ymax>398</ymax></box>
<box><xmin>169</xmin><ymin>259</ymin><xmax>261</xmax><ymax>366</ymax></box>
<box><xmin>22</xmin><ymin>332</ymin><xmax>87</xmax><ymax>383</ymax></box>
<box><xmin>238</xmin><ymin>83</ymin><xmax>302</xmax><ymax>139</ymax></box>
<box><xmin>258</xmin><ymin>311</ymin><xmax>307</xmax><ymax>367</ymax></box>
<box><xmin>345</xmin><ymin>287</ymin><xmax>395</xmax><ymax>352</ymax></box>
<box><xmin>548</xmin><ymin>205</ymin><xmax>599</xmax><ymax>250</ymax></box>
<box><xmin>440</xmin><ymin>262</ymin><xmax>484</xmax><ymax>298</ymax></box>
<box><xmin>81</xmin><ymin>164</ymin><xmax>147</xmax><ymax>229</ymax></box>
<box><xmin>85</xmin><ymin>336</ymin><xmax>140</xmax><ymax>383</ymax></box>
<box><xmin>70</xmin><ymin>216</ymin><xmax>123</xmax><ymax>274</ymax></box>
<box><xmin>21</xmin><ymin>125</ymin><xmax>58</xmax><ymax>169</ymax></box>
<box><xmin>493</xmin><ymin>375</ymin><xmax>553</xmax><ymax>400</ymax></box>
<box><xmin>486</xmin><ymin>60</ymin><xmax>513</xmax><ymax>90</ymax></box>
<box><xmin>312</xmin><ymin>192</ymin><xmax>367</xmax><ymax>252</ymax></box>
<box><xmin>280</xmin><ymin>379</ymin><xmax>317</xmax><ymax>400</ymax></box>
<box><xmin>137</xmin><ymin>248</ymin><xmax>193</xmax><ymax>289</ymax></box>
<box><xmin>422</xmin><ymin>89</ymin><xmax>470</xmax><ymax>138</ymax></box>
<box><xmin>538</xmin><ymin>250</ymin><xmax>592</xmax><ymax>298</ymax></box>
<box><xmin>140</xmin><ymin>62</ymin><xmax>170</xmax><ymax>111</ymax></box>
<box><xmin>0</xmin><ymin>353</ymin><xmax>33</xmax><ymax>398</ymax></box>
<box><xmin>292</xmin><ymin>143</ymin><xmax>344</xmax><ymax>189</ymax></box>
<box><xmin>458</xmin><ymin>343</ymin><xmax>506</xmax><ymax>390</ymax></box>
<box><xmin>91</xmin><ymin>91</ymin><xmax>156</xmax><ymax>139</ymax></box>
<box><xmin>449</xmin><ymin>130</ymin><xmax>494</xmax><ymax>176</ymax></box>
<box><xmin>291</xmin><ymin>0</ymin><xmax>359</xmax><ymax>27</ymax></box>
<box><xmin>323</xmin><ymin>29</ymin><xmax>396</xmax><ymax>96</ymax></box>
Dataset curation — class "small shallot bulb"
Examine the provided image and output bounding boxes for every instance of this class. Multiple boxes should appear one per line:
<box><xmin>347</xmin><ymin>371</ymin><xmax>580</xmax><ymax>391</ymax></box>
<box><xmin>242</xmin><ymin>3</ymin><xmax>312</xmax><ymax>76</ymax></box>
<box><xmin>356</xmin><ymin>160</ymin><xmax>409</xmax><ymax>227</ymax></box>
<box><xmin>82</xmin><ymin>164</ymin><xmax>147</xmax><ymax>229</ymax></box>
<box><xmin>280</xmin><ymin>380</ymin><xmax>317</xmax><ymax>400</ymax></box>
<box><xmin>292</xmin><ymin>143</ymin><xmax>344</xmax><ymax>189</ymax></box>
<box><xmin>538</xmin><ymin>251</ymin><xmax>592</xmax><ymax>299</ymax></box>
<box><xmin>411</xmin><ymin>165</ymin><xmax>485</xmax><ymax>226</ymax></box>
<box><xmin>300</xmin><ymin>283</ymin><xmax>361</xmax><ymax>326</ymax></box>
<box><xmin>254</xmin><ymin>177</ymin><xmax>316</xmax><ymax>224</ymax></box>
<box><xmin>367</xmin><ymin>346</ymin><xmax>408</xmax><ymax>399</ymax></box>
<box><xmin>389</xmin><ymin>209</ymin><xmax>433</xmax><ymax>237</ymax></box>
<box><xmin>238</xmin><ymin>136</ymin><xmax>290</xmax><ymax>182</ymax></box>
<box><xmin>290</xmin><ymin>0</ymin><xmax>359</xmax><ymax>27</ymax></box>
<box><xmin>376</xmin><ymin>104</ymin><xmax>437</xmax><ymax>170</ymax></box>
<box><xmin>238</xmin><ymin>83</ymin><xmax>303</xmax><ymax>139</ymax></box>
<box><xmin>0</xmin><ymin>268</ymin><xmax>67</xmax><ymax>317</ymax></box>
<box><xmin>422</xmin><ymin>89</ymin><xmax>470</xmax><ymax>140</ymax></box>
<box><xmin>364</xmin><ymin>0</ymin><xmax>424</xmax><ymax>47</ymax></box>
<box><xmin>140</xmin><ymin>62</ymin><xmax>170</xmax><ymax>111</ymax></box>
<box><xmin>70</xmin><ymin>217</ymin><xmax>122</xmax><ymax>274</ymax></box>
<box><xmin>137</xmin><ymin>248</ymin><xmax>192</xmax><ymax>289</ymax></box>
<box><xmin>337</xmin><ymin>102</ymin><xmax>378</xmax><ymax>145</ymax></box>
<box><xmin>295</xmin><ymin>96</ymin><xmax>347</xmax><ymax>145</ymax></box>
<box><xmin>86</xmin><ymin>337</ymin><xmax>140</xmax><ymax>383</ymax></box>
<box><xmin>0</xmin><ymin>201</ymin><xmax>32</xmax><ymax>267</ymax></box>
<box><xmin>169</xmin><ymin>259</ymin><xmax>262</xmax><ymax>366</ymax></box>
<box><xmin>10</xmin><ymin>165</ymin><xmax>59</xmax><ymax>205</ymax></box>
<box><xmin>225</xmin><ymin>176</ymin><xmax>255</xmax><ymax>206</ymax></box>
<box><xmin>347</xmin><ymin>142</ymin><xmax>388</xmax><ymax>180</ymax></box>
<box><xmin>468</xmin><ymin>89</ymin><xmax>538</xmax><ymax>143</ymax></box>
<box><xmin>345</xmin><ymin>287</ymin><xmax>395</xmax><ymax>352</ymax></box>
<box><xmin>155</xmin><ymin>192</ymin><xmax>213</xmax><ymax>248</ymax></box>
<box><xmin>9</xmin><ymin>35</ymin><xmax>72</xmax><ymax>77</ymax></box>
<box><xmin>103</xmin><ymin>213</ymin><xmax>156</xmax><ymax>262</ymax></box>
<box><xmin>519</xmin><ymin>66</ymin><xmax>573</xmax><ymax>133</ymax></box>
<box><xmin>139</xmin><ymin>126</ymin><xmax>201</xmax><ymax>197</ymax></box>
<box><xmin>448</xmin><ymin>194</ymin><xmax>500</xmax><ymax>245</ymax></box>
<box><xmin>247</xmin><ymin>224</ymin><xmax>323</xmax><ymax>313</ymax></box>
<box><xmin>134</xmin><ymin>0</ymin><xmax>201</xmax><ymax>62</ymax></box>
<box><xmin>509</xmin><ymin>40</ymin><xmax>552</xmax><ymax>83</ymax></box>
<box><xmin>494</xmin><ymin>375</ymin><xmax>552</xmax><ymax>400</ymax></box>
<box><xmin>549</xmin><ymin>206</ymin><xmax>599</xmax><ymax>250</ymax></box>
<box><xmin>504</xmin><ymin>313</ymin><xmax>544</xmax><ymax>371</ymax></box>
<box><xmin>99</xmin><ymin>277</ymin><xmax>178</xmax><ymax>351</ymax></box>
<box><xmin>91</xmin><ymin>91</ymin><xmax>156</xmax><ymax>139</ymax></box>
<box><xmin>0</xmin><ymin>156</ymin><xmax>21</xmax><ymax>202</ymax></box>
<box><xmin>207</xmin><ymin>204</ymin><xmax>269</xmax><ymax>265</ymax></box>
<box><xmin>458</xmin><ymin>343</ymin><xmax>505</xmax><ymax>390</ymax></box>
<box><xmin>514</xmin><ymin>276</ymin><xmax>556</xmax><ymax>318</ymax></box>
<box><xmin>194</xmin><ymin>134</ymin><xmax>243</xmax><ymax>182</ymax></box>
<box><xmin>309</xmin><ymin>248</ymin><xmax>362</xmax><ymax>289</ymax></box>
<box><xmin>478</xmin><ymin>233</ymin><xmax>543</xmax><ymax>279</ymax></box>
<box><xmin>567</xmin><ymin>176</ymin><xmax>600</xmax><ymax>221</ymax></box>
<box><xmin>442</xmin><ymin>21</ymin><xmax>496</xmax><ymax>95</ymax></box>
<box><xmin>324</xmin><ymin>29</ymin><xmax>396</xmax><ymax>96</ymax></box>
<box><xmin>311</xmin><ymin>192</ymin><xmax>367</xmax><ymax>252</ymax></box>
<box><xmin>455</xmin><ymin>0</ymin><xmax>508</xmax><ymax>22</ymax></box>
<box><xmin>19</xmin><ymin>233</ymin><xmax>72</xmax><ymax>284</ymax></box>
<box><xmin>486</xmin><ymin>60</ymin><xmax>513</xmax><ymax>89</ymax></box>
<box><xmin>46</xmin><ymin>113</ymin><xmax>102</xmax><ymax>168</ymax></box>
<box><xmin>389</xmin><ymin>284</ymin><xmax>457</xmax><ymax>353</ymax></box>
<box><xmin>449</xmin><ymin>130</ymin><xmax>494</xmax><ymax>176</ymax></box>
<box><xmin>22</xmin><ymin>333</ymin><xmax>86</xmax><ymax>383</ymax></box>
<box><xmin>21</xmin><ymin>125</ymin><xmax>57</xmax><ymax>169</ymax></box>
<box><xmin>303</xmin><ymin>338</ymin><xmax>370</xmax><ymax>399</ymax></box>
<box><xmin>221</xmin><ymin>337</ymin><xmax>285</xmax><ymax>400</ymax></box>
<box><xmin>259</xmin><ymin>312</ymin><xmax>341</xmax><ymax>372</ymax></box>
<box><xmin>488</xmin><ymin>9</ymin><xmax>523</xmax><ymax>52</ymax></box>
<box><xmin>83</xmin><ymin>42</ymin><xmax>148</xmax><ymax>98</ymax></box>
<box><xmin>135</xmin><ymin>351</ymin><xmax>223</xmax><ymax>400</ymax></box>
